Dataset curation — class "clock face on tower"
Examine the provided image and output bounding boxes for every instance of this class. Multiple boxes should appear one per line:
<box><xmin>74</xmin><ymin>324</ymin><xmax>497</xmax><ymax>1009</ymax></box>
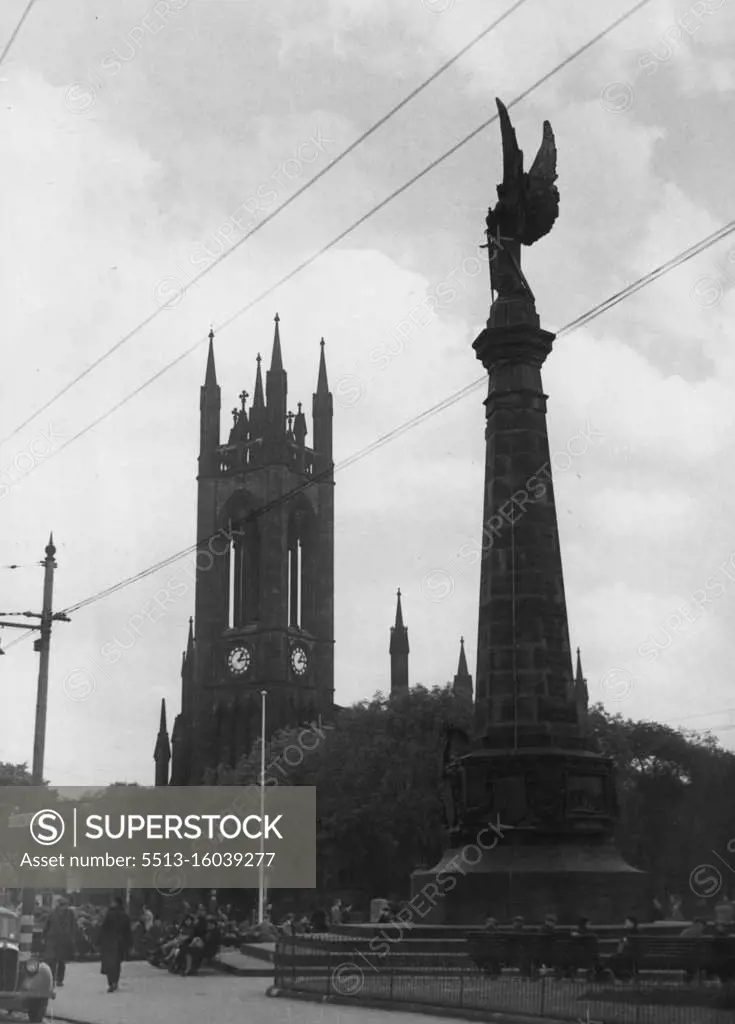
<box><xmin>227</xmin><ymin>644</ymin><xmax>252</xmax><ymax>677</ymax></box>
<box><xmin>290</xmin><ymin>644</ymin><xmax>309</xmax><ymax>677</ymax></box>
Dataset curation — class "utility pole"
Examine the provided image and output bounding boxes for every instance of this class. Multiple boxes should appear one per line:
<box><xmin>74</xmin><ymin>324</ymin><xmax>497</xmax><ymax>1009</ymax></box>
<box><xmin>0</xmin><ymin>535</ymin><xmax>70</xmax><ymax>953</ymax></box>
<box><xmin>32</xmin><ymin>534</ymin><xmax>57</xmax><ymax>783</ymax></box>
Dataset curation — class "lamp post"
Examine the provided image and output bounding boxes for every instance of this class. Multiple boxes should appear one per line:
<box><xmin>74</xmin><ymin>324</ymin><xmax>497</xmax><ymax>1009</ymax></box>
<box><xmin>257</xmin><ymin>689</ymin><xmax>267</xmax><ymax>924</ymax></box>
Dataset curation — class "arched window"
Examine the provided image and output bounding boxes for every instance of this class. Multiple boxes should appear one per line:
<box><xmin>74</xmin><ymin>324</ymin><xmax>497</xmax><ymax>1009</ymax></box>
<box><xmin>228</xmin><ymin>517</ymin><xmax>260</xmax><ymax>628</ymax></box>
<box><xmin>288</xmin><ymin>512</ymin><xmax>305</xmax><ymax>629</ymax></box>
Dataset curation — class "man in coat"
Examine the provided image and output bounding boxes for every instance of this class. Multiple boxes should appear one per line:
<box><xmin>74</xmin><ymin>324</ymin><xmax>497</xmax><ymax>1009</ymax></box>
<box><xmin>43</xmin><ymin>898</ymin><xmax>76</xmax><ymax>987</ymax></box>
<box><xmin>98</xmin><ymin>896</ymin><xmax>132</xmax><ymax>993</ymax></box>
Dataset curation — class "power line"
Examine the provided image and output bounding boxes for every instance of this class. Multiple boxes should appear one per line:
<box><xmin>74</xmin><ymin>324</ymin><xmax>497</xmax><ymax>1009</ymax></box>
<box><xmin>33</xmin><ymin>216</ymin><xmax>735</xmax><ymax>623</ymax></box>
<box><xmin>0</xmin><ymin>0</ymin><xmax>533</xmax><ymax>447</ymax></box>
<box><xmin>0</xmin><ymin>0</ymin><xmax>38</xmax><ymax>69</ymax></box>
<box><xmin>1</xmin><ymin>0</ymin><xmax>656</xmax><ymax>458</ymax></box>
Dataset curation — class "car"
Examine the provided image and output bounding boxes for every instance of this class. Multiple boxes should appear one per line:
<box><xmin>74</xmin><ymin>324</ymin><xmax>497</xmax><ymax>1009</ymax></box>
<box><xmin>0</xmin><ymin>908</ymin><xmax>55</xmax><ymax>1022</ymax></box>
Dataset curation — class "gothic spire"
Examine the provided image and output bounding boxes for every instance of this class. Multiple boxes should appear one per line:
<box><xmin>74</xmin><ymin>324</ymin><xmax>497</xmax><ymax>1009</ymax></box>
<box><xmin>270</xmin><ymin>312</ymin><xmax>283</xmax><ymax>372</ymax></box>
<box><xmin>200</xmin><ymin>328</ymin><xmax>221</xmax><ymax>461</ymax></box>
<box><xmin>313</xmin><ymin>337</ymin><xmax>333</xmax><ymax>460</ymax></box>
<box><xmin>457</xmin><ymin>636</ymin><xmax>469</xmax><ymax>676</ymax></box>
<box><xmin>249</xmin><ymin>353</ymin><xmax>265</xmax><ymax>440</ymax></box>
<box><xmin>453</xmin><ymin>636</ymin><xmax>473</xmax><ymax>702</ymax></box>
<box><xmin>253</xmin><ymin>354</ymin><xmax>264</xmax><ymax>407</ymax></box>
<box><xmin>159</xmin><ymin>697</ymin><xmax>168</xmax><ymax>734</ymax></box>
<box><xmin>153</xmin><ymin>698</ymin><xmax>171</xmax><ymax>785</ymax></box>
<box><xmin>266</xmin><ymin>314</ymin><xmax>287</xmax><ymax>436</ymax></box>
<box><xmin>394</xmin><ymin>587</ymin><xmax>405</xmax><ymax>632</ymax></box>
<box><xmin>205</xmin><ymin>328</ymin><xmax>217</xmax><ymax>388</ymax></box>
<box><xmin>186</xmin><ymin>617</ymin><xmax>194</xmax><ymax>659</ymax></box>
<box><xmin>316</xmin><ymin>337</ymin><xmax>329</xmax><ymax>395</ymax></box>
<box><xmin>389</xmin><ymin>588</ymin><xmax>409</xmax><ymax>695</ymax></box>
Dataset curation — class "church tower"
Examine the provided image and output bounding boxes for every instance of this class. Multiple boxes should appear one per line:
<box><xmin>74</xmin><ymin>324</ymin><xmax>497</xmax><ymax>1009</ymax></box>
<box><xmin>389</xmin><ymin>588</ymin><xmax>409</xmax><ymax>696</ymax></box>
<box><xmin>165</xmin><ymin>317</ymin><xmax>335</xmax><ymax>785</ymax></box>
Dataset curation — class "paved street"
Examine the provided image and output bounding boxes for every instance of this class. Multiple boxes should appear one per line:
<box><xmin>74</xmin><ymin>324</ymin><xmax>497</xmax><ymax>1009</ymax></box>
<box><xmin>48</xmin><ymin>961</ymin><xmax>466</xmax><ymax>1024</ymax></box>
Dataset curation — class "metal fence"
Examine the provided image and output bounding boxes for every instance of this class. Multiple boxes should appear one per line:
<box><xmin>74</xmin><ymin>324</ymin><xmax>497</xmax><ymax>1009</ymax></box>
<box><xmin>273</xmin><ymin>937</ymin><xmax>735</xmax><ymax>1024</ymax></box>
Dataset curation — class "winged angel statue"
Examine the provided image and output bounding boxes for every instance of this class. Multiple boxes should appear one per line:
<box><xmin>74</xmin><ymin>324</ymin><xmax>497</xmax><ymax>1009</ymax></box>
<box><xmin>486</xmin><ymin>99</ymin><xmax>559</xmax><ymax>306</ymax></box>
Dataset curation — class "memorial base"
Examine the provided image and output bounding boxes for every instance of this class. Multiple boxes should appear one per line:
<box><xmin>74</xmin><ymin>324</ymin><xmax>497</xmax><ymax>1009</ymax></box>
<box><xmin>411</xmin><ymin>838</ymin><xmax>649</xmax><ymax>925</ymax></box>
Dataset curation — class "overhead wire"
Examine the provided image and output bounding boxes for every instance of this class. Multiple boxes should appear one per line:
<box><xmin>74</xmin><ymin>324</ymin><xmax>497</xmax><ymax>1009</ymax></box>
<box><xmin>0</xmin><ymin>0</ymin><xmax>38</xmax><ymax>69</ymax></box>
<box><xmin>22</xmin><ymin>217</ymin><xmax>735</xmax><ymax>623</ymax></box>
<box><xmin>0</xmin><ymin>0</ymin><xmax>534</xmax><ymax>446</ymax></box>
<box><xmin>0</xmin><ymin>0</ymin><xmax>657</xmax><ymax>461</ymax></box>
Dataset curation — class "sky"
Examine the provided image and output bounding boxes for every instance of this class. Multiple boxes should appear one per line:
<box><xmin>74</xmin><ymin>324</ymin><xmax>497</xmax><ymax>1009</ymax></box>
<box><xmin>1</xmin><ymin>0</ymin><xmax>735</xmax><ymax>785</ymax></box>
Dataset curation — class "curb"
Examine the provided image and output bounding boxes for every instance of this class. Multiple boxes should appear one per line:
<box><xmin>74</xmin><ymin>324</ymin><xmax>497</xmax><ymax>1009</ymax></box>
<box><xmin>238</xmin><ymin>942</ymin><xmax>276</xmax><ymax>963</ymax></box>
<box><xmin>51</xmin><ymin>1016</ymin><xmax>97</xmax><ymax>1024</ymax></box>
<box><xmin>266</xmin><ymin>986</ymin><xmax>570</xmax><ymax>1024</ymax></box>
<box><xmin>213</xmin><ymin>958</ymin><xmax>275</xmax><ymax>978</ymax></box>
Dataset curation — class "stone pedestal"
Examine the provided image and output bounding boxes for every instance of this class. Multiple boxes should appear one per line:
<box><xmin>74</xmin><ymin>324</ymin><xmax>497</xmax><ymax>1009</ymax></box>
<box><xmin>412</xmin><ymin>745</ymin><xmax>649</xmax><ymax>925</ymax></box>
<box><xmin>411</xmin><ymin>840</ymin><xmax>649</xmax><ymax>925</ymax></box>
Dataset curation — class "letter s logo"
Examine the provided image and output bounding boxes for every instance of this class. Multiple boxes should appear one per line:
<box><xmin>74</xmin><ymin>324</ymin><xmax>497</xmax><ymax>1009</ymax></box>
<box><xmin>30</xmin><ymin>809</ymin><xmax>65</xmax><ymax>846</ymax></box>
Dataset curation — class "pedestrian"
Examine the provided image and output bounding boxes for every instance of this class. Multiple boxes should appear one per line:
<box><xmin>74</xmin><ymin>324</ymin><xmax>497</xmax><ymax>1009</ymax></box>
<box><xmin>43</xmin><ymin>897</ymin><xmax>76</xmax><ymax>988</ymax></box>
<box><xmin>98</xmin><ymin>896</ymin><xmax>132</xmax><ymax>993</ymax></box>
<box><xmin>329</xmin><ymin>898</ymin><xmax>342</xmax><ymax>926</ymax></box>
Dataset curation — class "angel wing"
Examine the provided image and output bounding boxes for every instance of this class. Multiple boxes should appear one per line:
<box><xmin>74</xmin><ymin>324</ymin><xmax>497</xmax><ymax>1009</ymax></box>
<box><xmin>527</xmin><ymin>120</ymin><xmax>557</xmax><ymax>184</ymax></box>
<box><xmin>522</xmin><ymin>119</ymin><xmax>559</xmax><ymax>245</ymax></box>
<box><xmin>496</xmin><ymin>98</ymin><xmax>524</xmax><ymax>202</ymax></box>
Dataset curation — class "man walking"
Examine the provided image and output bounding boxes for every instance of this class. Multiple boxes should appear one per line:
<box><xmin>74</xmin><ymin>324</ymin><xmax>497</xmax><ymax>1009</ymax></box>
<box><xmin>98</xmin><ymin>896</ymin><xmax>132</xmax><ymax>993</ymax></box>
<box><xmin>43</xmin><ymin>897</ymin><xmax>76</xmax><ymax>988</ymax></box>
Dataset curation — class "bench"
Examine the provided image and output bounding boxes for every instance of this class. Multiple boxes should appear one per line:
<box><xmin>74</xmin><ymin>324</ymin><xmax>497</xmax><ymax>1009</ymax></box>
<box><xmin>609</xmin><ymin>936</ymin><xmax>735</xmax><ymax>980</ymax></box>
<box><xmin>466</xmin><ymin>930</ymin><xmax>602</xmax><ymax>978</ymax></box>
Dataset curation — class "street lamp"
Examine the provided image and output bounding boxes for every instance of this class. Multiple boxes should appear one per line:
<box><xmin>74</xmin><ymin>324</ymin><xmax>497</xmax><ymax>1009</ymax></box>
<box><xmin>258</xmin><ymin>689</ymin><xmax>267</xmax><ymax>925</ymax></box>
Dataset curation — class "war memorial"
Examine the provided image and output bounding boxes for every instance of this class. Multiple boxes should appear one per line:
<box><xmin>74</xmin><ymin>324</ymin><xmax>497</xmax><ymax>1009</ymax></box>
<box><xmin>268</xmin><ymin>102</ymin><xmax>735</xmax><ymax>1024</ymax></box>
<box><xmin>411</xmin><ymin>99</ymin><xmax>648</xmax><ymax>927</ymax></box>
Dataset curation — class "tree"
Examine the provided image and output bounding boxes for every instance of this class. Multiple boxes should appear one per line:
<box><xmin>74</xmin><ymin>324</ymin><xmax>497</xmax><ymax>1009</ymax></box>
<box><xmin>0</xmin><ymin>763</ymin><xmax>35</xmax><ymax>786</ymax></box>
<box><xmin>589</xmin><ymin>705</ymin><xmax>735</xmax><ymax>905</ymax></box>
<box><xmin>212</xmin><ymin>696</ymin><xmax>735</xmax><ymax>912</ymax></box>
<box><xmin>219</xmin><ymin>687</ymin><xmax>472</xmax><ymax>899</ymax></box>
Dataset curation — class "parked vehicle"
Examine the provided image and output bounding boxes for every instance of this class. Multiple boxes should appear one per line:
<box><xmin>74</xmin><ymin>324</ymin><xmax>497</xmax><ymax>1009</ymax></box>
<box><xmin>0</xmin><ymin>906</ymin><xmax>54</xmax><ymax>1022</ymax></box>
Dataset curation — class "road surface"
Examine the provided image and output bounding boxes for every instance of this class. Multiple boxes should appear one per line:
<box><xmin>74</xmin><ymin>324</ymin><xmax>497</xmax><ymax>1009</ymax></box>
<box><xmin>48</xmin><ymin>960</ymin><xmax>468</xmax><ymax>1024</ymax></box>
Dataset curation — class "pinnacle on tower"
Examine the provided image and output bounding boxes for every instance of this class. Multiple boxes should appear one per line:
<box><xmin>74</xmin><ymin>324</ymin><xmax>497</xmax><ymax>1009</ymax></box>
<box><xmin>205</xmin><ymin>328</ymin><xmax>218</xmax><ymax>388</ymax></box>
<box><xmin>453</xmin><ymin>636</ymin><xmax>473</xmax><ymax>702</ymax></box>
<box><xmin>181</xmin><ymin>618</ymin><xmax>195</xmax><ymax>685</ymax></box>
<box><xmin>153</xmin><ymin>698</ymin><xmax>171</xmax><ymax>786</ymax></box>
<box><xmin>293</xmin><ymin>401</ymin><xmax>307</xmax><ymax>446</ymax></box>
<box><xmin>266</xmin><ymin>314</ymin><xmax>287</xmax><ymax>436</ymax></box>
<box><xmin>249</xmin><ymin>352</ymin><xmax>265</xmax><ymax>440</ymax></box>
<box><xmin>200</xmin><ymin>328</ymin><xmax>221</xmax><ymax>460</ymax></box>
<box><xmin>393</xmin><ymin>588</ymin><xmax>405</xmax><ymax>633</ymax></box>
<box><xmin>270</xmin><ymin>313</ymin><xmax>283</xmax><ymax>372</ymax></box>
<box><xmin>316</xmin><ymin>337</ymin><xmax>329</xmax><ymax>394</ymax></box>
<box><xmin>313</xmin><ymin>337</ymin><xmax>333</xmax><ymax>460</ymax></box>
<box><xmin>186</xmin><ymin>617</ymin><xmax>194</xmax><ymax>658</ymax></box>
<box><xmin>575</xmin><ymin>646</ymin><xmax>589</xmax><ymax>726</ymax></box>
<box><xmin>389</xmin><ymin>588</ymin><xmax>409</xmax><ymax>696</ymax></box>
<box><xmin>253</xmin><ymin>354</ymin><xmax>264</xmax><ymax>406</ymax></box>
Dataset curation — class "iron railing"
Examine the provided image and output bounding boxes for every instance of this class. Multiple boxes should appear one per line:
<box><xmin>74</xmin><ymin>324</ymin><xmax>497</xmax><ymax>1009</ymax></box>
<box><xmin>272</xmin><ymin>936</ymin><xmax>735</xmax><ymax>1024</ymax></box>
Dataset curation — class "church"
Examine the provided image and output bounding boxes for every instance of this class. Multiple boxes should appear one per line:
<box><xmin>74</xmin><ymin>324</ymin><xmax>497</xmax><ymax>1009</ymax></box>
<box><xmin>152</xmin><ymin>315</ymin><xmax>473</xmax><ymax>786</ymax></box>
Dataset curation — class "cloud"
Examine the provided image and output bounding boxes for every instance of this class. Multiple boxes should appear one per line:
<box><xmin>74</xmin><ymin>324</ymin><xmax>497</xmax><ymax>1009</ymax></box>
<box><xmin>2</xmin><ymin>0</ymin><xmax>735</xmax><ymax>784</ymax></box>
